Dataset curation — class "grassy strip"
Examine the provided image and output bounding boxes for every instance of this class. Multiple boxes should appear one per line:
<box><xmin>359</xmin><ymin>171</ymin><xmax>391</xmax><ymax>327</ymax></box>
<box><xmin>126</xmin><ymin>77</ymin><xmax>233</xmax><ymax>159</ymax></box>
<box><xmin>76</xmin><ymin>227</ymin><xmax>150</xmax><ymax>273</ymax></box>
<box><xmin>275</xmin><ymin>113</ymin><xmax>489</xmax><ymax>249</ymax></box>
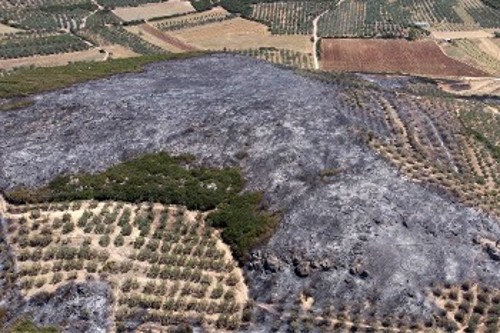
<box><xmin>0</xmin><ymin>99</ymin><xmax>34</xmax><ymax>111</ymax></box>
<box><xmin>4</xmin><ymin>153</ymin><xmax>277</xmax><ymax>261</ymax></box>
<box><xmin>0</xmin><ymin>52</ymin><xmax>207</xmax><ymax>98</ymax></box>
<box><xmin>5</xmin><ymin>319</ymin><xmax>58</xmax><ymax>333</ymax></box>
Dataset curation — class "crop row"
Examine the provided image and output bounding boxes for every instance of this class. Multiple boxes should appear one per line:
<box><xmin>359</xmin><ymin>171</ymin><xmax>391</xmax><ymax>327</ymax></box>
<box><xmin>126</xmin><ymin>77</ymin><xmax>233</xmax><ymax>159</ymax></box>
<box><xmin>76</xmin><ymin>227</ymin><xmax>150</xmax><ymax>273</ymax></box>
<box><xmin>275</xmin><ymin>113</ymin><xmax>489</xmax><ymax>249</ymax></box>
<box><xmin>327</xmin><ymin>82</ymin><xmax>499</xmax><ymax>215</ymax></box>
<box><xmin>233</xmin><ymin>48</ymin><xmax>314</xmax><ymax>70</ymax></box>
<box><xmin>251</xmin><ymin>1</ymin><xmax>330</xmax><ymax>35</ymax></box>
<box><xmin>89</xmin><ymin>25</ymin><xmax>165</xmax><ymax>55</ymax></box>
<box><xmin>155</xmin><ymin>11</ymin><xmax>234</xmax><ymax>31</ymax></box>
<box><xmin>0</xmin><ymin>33</ymin><xmax>89</xmax><ymax>59</ymax></box>
<box><xmin>4</xmin><ymin>200</ymin><xmax>247</xmax><ymax>331</ymax></box>
<box><xmin>452</xmin><ymin>39</ymin><xmax>500</xmax><ymax>76</ymax></box>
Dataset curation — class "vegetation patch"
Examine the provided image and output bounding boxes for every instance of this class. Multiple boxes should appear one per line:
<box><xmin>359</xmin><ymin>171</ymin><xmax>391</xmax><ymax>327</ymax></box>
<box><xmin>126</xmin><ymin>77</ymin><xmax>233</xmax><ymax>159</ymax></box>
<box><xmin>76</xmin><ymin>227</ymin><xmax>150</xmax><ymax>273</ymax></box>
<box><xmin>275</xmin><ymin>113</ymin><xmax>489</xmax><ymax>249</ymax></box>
<box><xmin>6</xmin><ymin>319</ymin><xmax>58</xmax><ymax>333</ymax></box>
<box><xmin>5</xmin><ymin>153</ymin><xmax>278</xmax><ymax>261</ymax></box>
<box><xmin>0</xmin><ymin>52</ymin><xmax>206</xmax><ymax>98</ymax></box>
<box><xmin>0</xmin><ymin>98</ymin><xmax>33</xmax><ymax>111</ymax></box>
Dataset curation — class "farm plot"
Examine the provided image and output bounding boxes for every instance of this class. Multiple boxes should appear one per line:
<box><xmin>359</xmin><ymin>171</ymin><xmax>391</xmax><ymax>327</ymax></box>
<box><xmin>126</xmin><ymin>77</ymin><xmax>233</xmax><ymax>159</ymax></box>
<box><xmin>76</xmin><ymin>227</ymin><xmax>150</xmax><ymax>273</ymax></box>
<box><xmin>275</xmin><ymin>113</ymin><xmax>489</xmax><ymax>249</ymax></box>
<box><xmin>0</xmin><ymin>48</ymin><xmax>105</xmax><ymax>70</ymax></box>
<box><xmin>89</xmin><ymin>25</ymin><xmax>166</xmax><ymax>55</ymax></box>
<box><xmin>251</xmin><ymin>1</ymin><xmax>331</xmax><ymax>35</ymax></box>
<box><xmin>112</xmin><ymin>0</ymin><xmax>195</xmax><ymax>22</ymax></box>
<box><xmin>442</xmin><ymin>38</ymin><xmax>500</xmax><ymax>76</ymax></box>
<box><xmin>126</xmin><ymin>24</ymin><xmax>198</xmax><ymax>52</ymax></box>
<box><xmin>232</xmin><ymin>48</ymin><xmax>314</xmax><ymax>70</ymax></box>
<box><xmin>153</xmin><ymin>6</ymin><xmax>233</xmax><ymax>32</ymax></box>
<box><xmin>0</xmin><ymin>33</ymin><xmax>90</xmax><ymax>59</ymax></box>
<box><xmin>2</xmin><ymin>200</ymin><xmax>248</xmax><ymax>331</ymax></box>
<box><xmin>357</xmin><ymin>91</ymin><xmax>500</xmax><ymax>215</ymax></box>
<box><xmin>317</xmin><ymin>0</ymin><xmax>366</xmax><ymax>37</ymax></box>
<box><xmin>169</xmin><ymin>17</ymin><xmax>311</xmax><ymax>52</ymax></box>
<box><xmin>320</xmin><ymin>39</ymin><xmax>487</xmax><ymax>77</ymax></box>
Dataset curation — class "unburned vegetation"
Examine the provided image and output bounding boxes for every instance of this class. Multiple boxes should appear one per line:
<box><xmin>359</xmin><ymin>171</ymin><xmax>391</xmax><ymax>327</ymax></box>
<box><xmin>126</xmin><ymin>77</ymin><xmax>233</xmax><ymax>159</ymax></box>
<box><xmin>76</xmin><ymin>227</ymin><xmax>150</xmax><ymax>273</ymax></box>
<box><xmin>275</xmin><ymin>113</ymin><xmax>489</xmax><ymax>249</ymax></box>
<box><xmin>5</xmin><ymin>152</ymin><xmax>278</xmax><ymax>262</ymax></box>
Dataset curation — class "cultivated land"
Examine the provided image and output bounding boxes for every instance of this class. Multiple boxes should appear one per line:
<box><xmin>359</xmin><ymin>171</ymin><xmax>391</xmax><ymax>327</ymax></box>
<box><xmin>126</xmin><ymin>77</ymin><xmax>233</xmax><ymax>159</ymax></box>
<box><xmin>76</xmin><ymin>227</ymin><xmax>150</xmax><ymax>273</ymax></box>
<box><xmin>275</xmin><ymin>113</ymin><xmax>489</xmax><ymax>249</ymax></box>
<box><xmin>0</xmin><ymin>45</ymin><xmax>136</xmax><ymax>70</ymax></box>
<box><xmin>112</xmin><ymin>0</ymin><xmax>195</xmax><ymax>22</ymax></box>
<box><xmin>320</xmin><ymin>38</ymin><xmax>487</xmax><ymax>77</ymax></box>
<box><xmin>168</xmin><ymin>17</ymin><xmax>311</xmax><ymax>52</ymax></box>
<box><xmin>1</xmin><ymin>198</ymin><xmax>248</xmax><ymax>332</ymax></box>
<box><xmin>0</xmin><ymin>54</ymin><xmax>499</xmax><ymax>332</ymax></box>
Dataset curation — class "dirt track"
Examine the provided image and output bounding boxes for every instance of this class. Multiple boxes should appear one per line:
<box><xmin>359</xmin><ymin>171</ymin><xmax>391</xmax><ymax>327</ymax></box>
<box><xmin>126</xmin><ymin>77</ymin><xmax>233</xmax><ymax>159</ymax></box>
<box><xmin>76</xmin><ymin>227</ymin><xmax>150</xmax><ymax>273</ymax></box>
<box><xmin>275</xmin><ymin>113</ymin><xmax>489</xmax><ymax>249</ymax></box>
<box><xmin>321</xmin><ymin>38</ymin><xmax>488</xmax><ymax>77</ymax></box>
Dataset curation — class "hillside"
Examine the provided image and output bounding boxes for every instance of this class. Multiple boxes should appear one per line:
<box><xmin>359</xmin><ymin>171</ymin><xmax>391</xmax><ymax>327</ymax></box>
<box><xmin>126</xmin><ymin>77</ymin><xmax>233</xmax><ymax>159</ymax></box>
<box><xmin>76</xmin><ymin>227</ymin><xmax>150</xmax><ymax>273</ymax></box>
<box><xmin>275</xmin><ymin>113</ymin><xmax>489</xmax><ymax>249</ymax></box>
<box><xmin>0</xmin><ymin>54</ymin><xmax>499</xmax><ymax>332</ymax></box>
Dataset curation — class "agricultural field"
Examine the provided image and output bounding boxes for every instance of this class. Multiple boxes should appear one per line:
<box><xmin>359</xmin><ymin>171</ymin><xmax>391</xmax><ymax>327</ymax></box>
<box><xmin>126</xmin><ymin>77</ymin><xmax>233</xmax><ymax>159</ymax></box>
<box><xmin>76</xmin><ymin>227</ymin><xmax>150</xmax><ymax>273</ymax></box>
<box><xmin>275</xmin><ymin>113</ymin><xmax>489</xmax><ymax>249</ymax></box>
<box><xmin>167</xmin><ymin>17</ymin><xmax>311</xmax><ymax>52</ymax></box>
<box><xmin>320</xmin><ymin>38</ymin><xmax>487</xmax><ymax>77</ymax></box>
<box><xmin>112</xmin><ymin>0</ymin><xmax>195</xmax><ymax>22</ymax></box>
<box><xmin>126</xmin><ymin>24</ymin><xmax>198</xmax><ymax>52</ymax></box>
<box><xmin>441</xmin><ymin>38</ymin><xmax>500</xmax><ymax>76</ymax></box>
<box><xmin>1</xmin><ymin>199</ymin><xmax>248</xmax><ymax>331</ymax></box>
<box><xmin>153</xmin><ymin>6</ymin><xmax>233</xmax><ymax>32</ymax></box>
<box><xmin>0</xmin><ymin>54</ymin><xmax>499</xmax><ymax>332</ymax></box>
<box><xmin>231</xmin><ymin>48</ymin><xmax>314</xmax><ymax>69</ymax></box>
<box><xmin>251</xmin><ymin>0</ymin><xmax>500</xmax><ymax>38</ymax></box>
<box><xmin>438</xmin><ymin>77</ymin><xmax>500</xmax><ymax>96</ymax></box>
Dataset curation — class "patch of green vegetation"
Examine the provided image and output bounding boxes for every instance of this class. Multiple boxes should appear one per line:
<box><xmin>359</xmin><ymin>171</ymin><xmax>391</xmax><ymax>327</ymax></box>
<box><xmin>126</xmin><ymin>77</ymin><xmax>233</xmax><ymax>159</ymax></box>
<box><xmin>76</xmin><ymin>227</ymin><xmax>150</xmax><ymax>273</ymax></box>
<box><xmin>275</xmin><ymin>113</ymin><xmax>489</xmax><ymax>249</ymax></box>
<box><xmin>5</xmin><ymin>153</ymin><xmax>278</xmax><ymax>260</ymax></box>
<box><xmin>208</xmin><ymin>192</ymin><xmax>279</xmax><ymax>261</ymax></box>
<box><xmin>0</xmin><ymin>99</ymin><xmax>33</xmax><ymax>111</ymax></box>
<box><xmin>190</xmin><ymin>0</ymin><xmax>213</xmax><ymax>12</ymax></box>
<box><xmin>0</xmin><ymin>52</ymin><xmax>207</xmax><ymax>99</ymax></box>
<box><xmin>6</xmin><ymin>153</ymin><xmax>243</xmax><ymax>211</ymax></box>
<box><xmin>6</xmin><ymin>319</ymin><xmax>58</xmax><ymax>333</ymax></box>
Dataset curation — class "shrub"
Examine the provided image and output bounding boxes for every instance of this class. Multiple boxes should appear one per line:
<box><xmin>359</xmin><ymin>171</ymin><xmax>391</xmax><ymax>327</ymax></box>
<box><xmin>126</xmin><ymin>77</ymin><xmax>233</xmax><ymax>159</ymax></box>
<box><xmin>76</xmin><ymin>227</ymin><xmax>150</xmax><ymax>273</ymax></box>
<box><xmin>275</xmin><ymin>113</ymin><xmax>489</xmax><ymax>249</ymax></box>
<box><xmin>210</xmin><ymin>283</ymin><xmax>224</xmax><ymax>299</ymax></box>
<box><xmin>62</xmin><ymin>221</ymin><xmax>75</xmax><ymax>234</ymax></box>
<box><xmin>114</xmin><ymin>235</ymin><xmax>124</xmax><ymax>247</ymax></box>
<box><xmin>62</xmin><ymin>213</ymin><xmax>72</xmax><ymax>223</ymax></box>
<box><xmin>121</xmin><ymin>223</ymin><xmax>132</xmax><ymax>236</ymax></box>
<box><xmin>134</xmin><ymin>237</ymin><xmax>145</xmax><ymax>249</ymax></box>
<box><xmin>99</xmin><ymin>235</ymin><xmax>110</xmax><ymax>247</ymax></box>
<box><xmin>51</xmin><ymin>272</ymin><xmax>63</xmax><ymax>284</ymax></box>
<box><xmin>86</xmin><ymin>261</ymin><xmax>98</xmax><ymax>273</ymax></box>
<box><xmin>35</xmin><ymin>277</ymin><xmax>47</xmax><ymax>288</ymax></box>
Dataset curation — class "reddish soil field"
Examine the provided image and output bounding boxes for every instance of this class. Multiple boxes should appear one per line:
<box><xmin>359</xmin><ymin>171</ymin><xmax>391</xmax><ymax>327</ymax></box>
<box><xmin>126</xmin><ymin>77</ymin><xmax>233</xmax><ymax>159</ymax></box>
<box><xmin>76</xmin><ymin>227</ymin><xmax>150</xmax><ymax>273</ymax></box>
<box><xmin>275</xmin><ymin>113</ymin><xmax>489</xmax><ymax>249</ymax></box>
<box><xmin>321</xmin><ymin>39</ymin><xmax>487</xmax><ymax>77</ymax></box>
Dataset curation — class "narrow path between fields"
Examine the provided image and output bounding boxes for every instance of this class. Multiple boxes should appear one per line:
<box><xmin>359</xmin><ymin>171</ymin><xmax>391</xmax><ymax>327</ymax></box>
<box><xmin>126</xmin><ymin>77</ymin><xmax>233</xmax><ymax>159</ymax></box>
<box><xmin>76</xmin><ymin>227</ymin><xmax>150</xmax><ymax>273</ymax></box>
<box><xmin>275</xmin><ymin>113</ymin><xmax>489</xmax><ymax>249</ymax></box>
<box><xmin>312</xmin><ymin>10</ymin><xmax>328</xmax><ymax>70</ymax></box>
<box><xmin>312</xmin><ymin>0</ymin><xmax>345</xmax><ymax>70</ymax></box>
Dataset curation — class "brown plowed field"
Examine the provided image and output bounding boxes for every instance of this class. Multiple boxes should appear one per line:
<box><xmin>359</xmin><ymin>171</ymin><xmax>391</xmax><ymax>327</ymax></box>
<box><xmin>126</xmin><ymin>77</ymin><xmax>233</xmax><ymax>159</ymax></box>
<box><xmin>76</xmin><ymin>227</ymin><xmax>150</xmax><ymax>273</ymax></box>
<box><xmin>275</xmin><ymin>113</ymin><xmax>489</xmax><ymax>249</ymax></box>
<box><xmin>321</xmin><ymin>39</ymin><xmax>487</xmax><ymax>77</ymax></box>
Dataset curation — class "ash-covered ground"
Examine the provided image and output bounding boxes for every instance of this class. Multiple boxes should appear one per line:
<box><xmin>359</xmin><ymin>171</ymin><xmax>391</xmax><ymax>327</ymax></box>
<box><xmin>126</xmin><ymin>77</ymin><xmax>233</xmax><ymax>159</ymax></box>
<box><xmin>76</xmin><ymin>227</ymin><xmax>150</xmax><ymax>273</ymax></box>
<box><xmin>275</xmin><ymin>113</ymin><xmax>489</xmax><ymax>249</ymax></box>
<box><xmin>0</xmin><ymin>54</ymin><xmax>499</xmax><ymax>327</ymax></box>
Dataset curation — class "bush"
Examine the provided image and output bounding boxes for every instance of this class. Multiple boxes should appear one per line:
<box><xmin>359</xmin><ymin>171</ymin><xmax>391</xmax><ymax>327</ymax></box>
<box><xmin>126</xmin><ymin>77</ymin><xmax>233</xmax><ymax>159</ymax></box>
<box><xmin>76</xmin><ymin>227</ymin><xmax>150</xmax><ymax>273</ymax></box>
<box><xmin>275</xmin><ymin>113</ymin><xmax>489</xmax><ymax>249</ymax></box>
<box><xmin>62</xmin><ymin>221</ymin><xmax>75</xmax><ymax>234</ymax></box>
<box><xmin>114</xmin><ymin>235</ymin><xmax>124</xmax><ymax>247</ymax></box>
<box><xmin>99</xmin><ymin>235</ymin><xmax>110</xmax><ymax>247</ymax></box>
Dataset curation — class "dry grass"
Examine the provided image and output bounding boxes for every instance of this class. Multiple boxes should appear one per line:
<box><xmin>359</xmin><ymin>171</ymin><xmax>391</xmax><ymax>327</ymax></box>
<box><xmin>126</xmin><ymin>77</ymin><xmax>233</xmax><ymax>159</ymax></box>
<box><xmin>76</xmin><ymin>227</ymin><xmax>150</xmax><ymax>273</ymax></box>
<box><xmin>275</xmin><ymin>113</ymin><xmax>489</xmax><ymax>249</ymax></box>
<box><xmin>438</xmin><ymin>77</ymin><xmax>500</xmax><ymax>97</ymax></box>
<box><xmin>0</xmin><ymin>45</ymin><xmax>137</xmax><ymax>70</ymax></box>
<box><xmin>430</xmin><ymin>30</ymin><xmax>494</xmax><ymax>39</ymax></box>
<box><xmin>112</xmin><ymin>0</ymin><xmax>195</xmax><ymax>22</ymax></box>
<box><xmin>169</xmin><ymin>17</ymin><xmax>311</xmax><ymax>53</ymax></box>
<box><xmin>0</xmin><ymin>23</ymin><xmax>21</xmax><ymax>34</ymax></box>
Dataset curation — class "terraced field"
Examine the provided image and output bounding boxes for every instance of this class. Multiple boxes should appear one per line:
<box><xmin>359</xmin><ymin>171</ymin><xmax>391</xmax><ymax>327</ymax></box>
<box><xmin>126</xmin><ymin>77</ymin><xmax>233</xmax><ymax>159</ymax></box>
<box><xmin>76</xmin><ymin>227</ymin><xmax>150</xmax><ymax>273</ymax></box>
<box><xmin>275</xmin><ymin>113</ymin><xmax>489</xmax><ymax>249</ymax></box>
<box><xmin>251</xmin><ymin>0</ymin><xmax>500</xmax><ymax>38</ymax></box>
<box><xmin>2</xmin><ymin>199</ymin><xmax>247</xmax><ymax>331</ymax></box>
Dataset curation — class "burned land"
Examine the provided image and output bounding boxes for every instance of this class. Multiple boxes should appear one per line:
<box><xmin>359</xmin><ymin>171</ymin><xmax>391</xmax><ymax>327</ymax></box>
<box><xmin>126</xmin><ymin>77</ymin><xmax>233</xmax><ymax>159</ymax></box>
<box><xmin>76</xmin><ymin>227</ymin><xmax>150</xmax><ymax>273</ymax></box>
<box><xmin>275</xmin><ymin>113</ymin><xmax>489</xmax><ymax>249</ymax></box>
<box><xmin>0</xmin><ymin>54</ymin><xmax>499</xmax><ymax>332</ymax></box>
